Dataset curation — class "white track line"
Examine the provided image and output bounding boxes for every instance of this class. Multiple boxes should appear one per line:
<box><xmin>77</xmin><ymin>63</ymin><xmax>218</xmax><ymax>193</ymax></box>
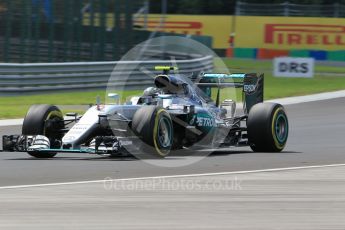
<box><xmin>267</xmin><ymin>89</ymin><xmax>345</xmax><ymax>105</ymax></box>
<box><xmin>1</xmin><ymin>163</ymin><xmax>345</xmax><ymax>190</ymax></box>
<box><xmin>0</xmin><ymin>118</ymin><xmax>23</xmax><ymax>127</ymax></box>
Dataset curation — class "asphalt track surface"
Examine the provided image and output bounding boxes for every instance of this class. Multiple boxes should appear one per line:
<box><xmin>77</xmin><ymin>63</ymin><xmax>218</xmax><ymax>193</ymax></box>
<box><xmin>1</xmin><ymin>166</ymin><xmax>345</xmax><ymax>230</ymax></box>
<box><xmin>0</xmin><ymin>97</ymin><xmax>345</xmax><ymax>187</ymax></box>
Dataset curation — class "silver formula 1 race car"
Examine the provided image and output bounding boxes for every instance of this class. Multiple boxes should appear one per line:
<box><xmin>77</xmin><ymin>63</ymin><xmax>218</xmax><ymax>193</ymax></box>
<box><xmin>2</xmin><ymin>66</ymin><xmax>289</xmax><ymax>158</ymax></box>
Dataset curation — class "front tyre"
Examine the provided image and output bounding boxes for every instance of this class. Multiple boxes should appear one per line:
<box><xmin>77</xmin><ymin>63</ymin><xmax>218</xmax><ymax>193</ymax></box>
<box><xmin>131</xmin><ymin>106</ymin><xmax>173</xmax><ymax>158</ymax></box>
<box><xmin>247</xmin><ymin>103</ymin><xmax>288</xmax><ymax>152</ymax></box>
<box><xmin>22</xmin><ymin>104</ymin><xmax>64</xmax><ymax>158</ymax></box>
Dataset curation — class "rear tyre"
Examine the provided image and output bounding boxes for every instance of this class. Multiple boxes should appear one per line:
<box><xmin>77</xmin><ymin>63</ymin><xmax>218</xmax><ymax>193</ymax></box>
<box><xmin>131</xmin><ymin>106</ymin><xmax>173</xmax><ymax>158</ymax></box>
<box><xmin>22</xmin><ymin>104</ymin><xmax>64</xmax><ymax>158</ymax></box>
<box><xmin>247</xmin><ymin>103</ymin><xmax>288</xmax><ymax>152</ymax></box>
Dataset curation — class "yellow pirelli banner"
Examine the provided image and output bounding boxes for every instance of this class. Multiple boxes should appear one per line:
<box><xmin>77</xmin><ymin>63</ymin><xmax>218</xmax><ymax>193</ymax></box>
<box><xmin>135</xmin><ymin>14</ymin><xmax>233</xmax><ymax>49</ymax></box>
<box><xmin>235</xmin><ymin>16</ymin><xmax>345</xmax><ymax>51</ymax></box>
<box><xmin>83</xmin><ymin>14</ymin><xmax>233</xmax><ymax>49</ymax></box>
<box><xmin>84</xmin><ymin>13</ymin><xmax>345</xmax><ymax>51</ymax></box>
<box><xmin>141</xmin><ymin>15</ymin><xmax>345</xmax><ymax>51</ymax></box>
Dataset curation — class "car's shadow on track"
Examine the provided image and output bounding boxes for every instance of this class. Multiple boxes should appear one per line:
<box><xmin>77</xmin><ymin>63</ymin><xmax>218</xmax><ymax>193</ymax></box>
<box><xmin>209</xmin><ymin>150</ymin><xmax>301</xmax><ymax>156</ymax></box>
<box><xmin>4</xmin><ymin>150</ymin><xmax>301</xmax><ymax>161</ymax></box>
<box><xmin>4</xmin><ymin>156</ymin><xmax>137</xmax><ymax>161</ymax></box>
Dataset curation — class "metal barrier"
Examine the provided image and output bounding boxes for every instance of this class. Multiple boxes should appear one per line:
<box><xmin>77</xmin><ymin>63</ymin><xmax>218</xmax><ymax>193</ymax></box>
<box><xmin>0</xmin><ymin>55</ymin><xmax>213</xmax><ymax>95</ymax></box>
<box><xmin>235</xmin><ymin>1</ymin><xmax>345</xmax><ymax>17</ymax></box>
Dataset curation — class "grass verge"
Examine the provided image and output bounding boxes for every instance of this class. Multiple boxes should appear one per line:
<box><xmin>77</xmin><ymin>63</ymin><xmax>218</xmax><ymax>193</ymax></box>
<box><xmin>0</xmin><ymin>90</ymin><xmax>141</xmax><ymax>119</ymax></box>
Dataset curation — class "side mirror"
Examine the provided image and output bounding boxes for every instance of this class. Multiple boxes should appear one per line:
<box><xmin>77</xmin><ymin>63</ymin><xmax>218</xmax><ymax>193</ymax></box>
<box><xmin>108</xmin><ymin>93</ymin><xmax>120</xmax><ymax>105</ymax></box>
<box><xmin>66</xmin><ymin>112</ymin><xmax>78</xmax><ymax>117</ymax></box>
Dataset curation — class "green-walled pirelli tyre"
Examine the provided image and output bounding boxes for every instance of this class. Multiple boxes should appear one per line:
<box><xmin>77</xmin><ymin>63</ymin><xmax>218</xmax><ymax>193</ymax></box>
<box><xmin>22</xmin><ymin>104</ymin><xmax>65</xmax><ymax>158</ymax></box>
<box><xmin>131</xmin><ymin>106</ymin><xmax>174</xmax><ymax>158</ymax></box>
<box><xmin>247</xmin><ymin>103</ymin><xmax>289</xmax><ymax>152</ymax></box>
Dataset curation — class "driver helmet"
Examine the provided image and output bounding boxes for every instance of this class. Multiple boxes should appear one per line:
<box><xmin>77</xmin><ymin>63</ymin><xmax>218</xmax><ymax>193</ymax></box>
<box><xmin>143</xmin><ymin>87</ymin><xmax>159</xmax><ymax>96</ymax></box>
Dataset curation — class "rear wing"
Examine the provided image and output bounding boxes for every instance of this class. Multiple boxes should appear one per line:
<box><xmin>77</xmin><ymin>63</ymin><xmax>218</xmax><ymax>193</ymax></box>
<box><xmin>195</xmin><ymin>73</ymin><xmax>264</xmax><ymax>113</ymax></box>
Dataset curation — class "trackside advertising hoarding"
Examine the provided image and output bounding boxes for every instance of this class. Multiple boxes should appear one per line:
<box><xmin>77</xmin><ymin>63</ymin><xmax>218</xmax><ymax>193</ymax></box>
<box><xmin>134</xmin><ymin>15</ymin><xmax>233</xmax><ymax>49</ymax></box>
<box><xmin>83</xmin><ymin>14</ymin><xmax>233</xmax><ymax>49</ymax></box>
<box><xmin>137</xmin><ymin>15</ymin><xmax>345</xmax><ymax>51</ymax></box>
<box><xmin>235</xmin><ymin>16</ymin><xmax>345</xmax><ymax>51</ymax></box>
<box><xmin>273</xmin><ymin>57</ymin><xmax>315</xmax><ymax>78</ymax></box>
<box><xmin>83</xmin><ymin>14</ymin><xmax>345</xmax><ymax>50</ymax></box>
